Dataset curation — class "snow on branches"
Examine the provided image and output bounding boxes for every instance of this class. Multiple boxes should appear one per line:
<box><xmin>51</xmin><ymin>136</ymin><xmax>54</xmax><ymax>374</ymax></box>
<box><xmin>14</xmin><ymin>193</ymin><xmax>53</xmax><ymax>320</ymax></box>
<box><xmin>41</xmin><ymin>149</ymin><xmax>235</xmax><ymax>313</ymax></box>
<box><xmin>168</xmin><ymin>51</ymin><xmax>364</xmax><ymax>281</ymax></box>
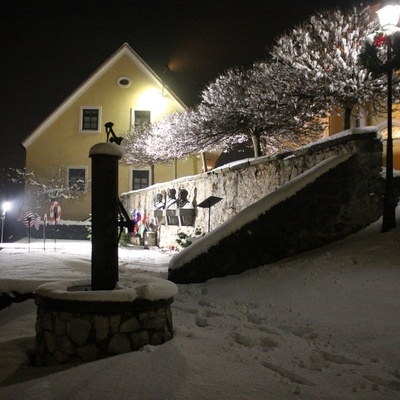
<box><xmin>121</xmin><ymin>3</ymin><xmax>383</xmax><ymax>166</ymax></box>
<box><xmin>2</xmin><ymin>167</ymin><xmax>88</xmax><ymax>211</ymax></box>
<box><xmin>270</xmin><ymin>4</ymin><xmax>379</xmax><ymax>129</ymax></box>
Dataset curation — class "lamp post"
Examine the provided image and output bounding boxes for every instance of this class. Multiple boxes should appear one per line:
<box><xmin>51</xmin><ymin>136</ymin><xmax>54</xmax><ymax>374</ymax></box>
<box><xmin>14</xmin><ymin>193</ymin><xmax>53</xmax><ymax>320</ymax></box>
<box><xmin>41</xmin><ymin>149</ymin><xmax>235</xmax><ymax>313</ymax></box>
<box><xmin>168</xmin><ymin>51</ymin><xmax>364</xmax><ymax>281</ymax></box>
<box><xmin>1</xmin><ymin>201</ymin><xmax>11</xmax><ymax>243</ymax></box>
<box><xmin>377</xmin><ymin>0</ymin><xmax>400</xmax><ymax>232</ymax></box>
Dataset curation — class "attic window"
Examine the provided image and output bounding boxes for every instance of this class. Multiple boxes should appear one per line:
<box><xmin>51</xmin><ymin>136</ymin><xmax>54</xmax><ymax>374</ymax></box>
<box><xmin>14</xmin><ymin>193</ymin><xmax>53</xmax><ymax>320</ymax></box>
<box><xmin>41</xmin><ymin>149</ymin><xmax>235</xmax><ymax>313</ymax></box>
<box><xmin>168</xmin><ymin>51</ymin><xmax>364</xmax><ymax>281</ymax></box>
<box><xmin>118</xmin><ymin>77</ymin><xmax>131</xmax><ymax>88</ymax></box>
<box><xmin>80</xmin><ymin>106</ymin><xmax>101</xmax><ymax>133</ymax></box>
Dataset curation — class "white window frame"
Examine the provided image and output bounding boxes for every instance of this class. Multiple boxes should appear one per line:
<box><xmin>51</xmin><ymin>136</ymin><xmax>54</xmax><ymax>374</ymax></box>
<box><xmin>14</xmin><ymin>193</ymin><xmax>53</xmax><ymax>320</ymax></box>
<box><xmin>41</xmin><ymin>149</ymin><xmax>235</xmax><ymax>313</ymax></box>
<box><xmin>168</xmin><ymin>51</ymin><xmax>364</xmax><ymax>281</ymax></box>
<box><xmin>67</xmin><ymin>166</ymin><xmax>88</xmax><ymax>192</ymax></box>
<box><xmin>80</xmin><ymin>106</ymin><xmax>102</xmax><ymax>133</ymax></box>
<box><xmin>130</xmin><ymin>167</ymin><xmax>152</xmax><ymax>191</ymax></box>
<box><xmin>130</xmin><ymin>109</ymin><xmax>151</xmax><ymax>130</ymax></box>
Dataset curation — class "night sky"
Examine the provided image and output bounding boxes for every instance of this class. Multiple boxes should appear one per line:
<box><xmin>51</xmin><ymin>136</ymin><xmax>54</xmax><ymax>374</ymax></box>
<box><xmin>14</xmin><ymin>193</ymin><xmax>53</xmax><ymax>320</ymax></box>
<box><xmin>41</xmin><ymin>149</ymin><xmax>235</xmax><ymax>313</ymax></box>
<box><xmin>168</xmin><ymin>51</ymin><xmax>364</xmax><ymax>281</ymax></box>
<box><xmin>0</xmin><ymin>0</ymin><xmax>376</xmax><ymax>176</ymax></box>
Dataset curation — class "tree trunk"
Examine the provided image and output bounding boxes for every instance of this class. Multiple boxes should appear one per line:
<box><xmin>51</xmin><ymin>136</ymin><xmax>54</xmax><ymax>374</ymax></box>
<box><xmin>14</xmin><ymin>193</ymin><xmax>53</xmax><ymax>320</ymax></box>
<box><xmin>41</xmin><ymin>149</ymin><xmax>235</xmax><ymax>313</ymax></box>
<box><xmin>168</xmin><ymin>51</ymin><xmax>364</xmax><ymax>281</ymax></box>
<box><xmin>172</xmin><ymin>158</ymin><xmax>177</xmax><ymax>179</ymax></box>
<box><xmin>151</xmin><ymin>165</ymin><xmax>155</xmax><ymax>186</ymax></box>
<box><xmin>343</xmin><ymin>107</ymin><xmax>352</xmax><ymax>130</ymax></box>
<box><xmin>251</xmin><ymin>131</ymin><xmax>262</xmax><ymax>157</ymax></box>
<box><xmin>200</xmin><ymin>152</ymin><xmax>207</xmax><ymax>172</ymax></box>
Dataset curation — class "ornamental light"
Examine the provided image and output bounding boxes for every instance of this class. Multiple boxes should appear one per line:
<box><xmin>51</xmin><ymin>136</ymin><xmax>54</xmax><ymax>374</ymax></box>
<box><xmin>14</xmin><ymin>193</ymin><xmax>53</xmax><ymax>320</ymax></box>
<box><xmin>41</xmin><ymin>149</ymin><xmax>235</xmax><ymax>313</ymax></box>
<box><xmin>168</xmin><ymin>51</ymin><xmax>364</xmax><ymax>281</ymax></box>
<box><xmin>377</xmin><ymin>0</ymin><xmax>400</xmax><ymax>31</ymax></box>
<box><xmin>1</xmin><ymin>201</ymin><xmax>10</xmax><ymax>216</ymax></box>
<box><xmin>1</xmin><ymin>201</ymin><xmax>10</xmax><ymax>243</ymax></box>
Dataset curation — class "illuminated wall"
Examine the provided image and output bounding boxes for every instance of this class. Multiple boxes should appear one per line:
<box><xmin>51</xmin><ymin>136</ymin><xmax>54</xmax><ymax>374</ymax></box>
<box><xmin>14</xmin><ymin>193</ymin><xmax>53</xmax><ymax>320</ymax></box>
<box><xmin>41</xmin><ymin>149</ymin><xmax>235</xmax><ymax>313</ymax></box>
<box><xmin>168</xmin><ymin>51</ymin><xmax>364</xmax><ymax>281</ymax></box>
<box><xmin>23</xmin><ymin>44</ymin><xmax>199</xmax><ymax>220</ymax></box>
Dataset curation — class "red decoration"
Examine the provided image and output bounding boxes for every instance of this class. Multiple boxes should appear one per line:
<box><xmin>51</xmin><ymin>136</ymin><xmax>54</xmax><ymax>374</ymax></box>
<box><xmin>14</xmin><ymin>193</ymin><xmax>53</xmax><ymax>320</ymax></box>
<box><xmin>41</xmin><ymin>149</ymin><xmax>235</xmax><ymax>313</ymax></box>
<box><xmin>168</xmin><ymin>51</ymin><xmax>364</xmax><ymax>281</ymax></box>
<box><xmin>373</xmin><ymin>32</ymin><xmax>386</xmax><ymax>47</ymax></box>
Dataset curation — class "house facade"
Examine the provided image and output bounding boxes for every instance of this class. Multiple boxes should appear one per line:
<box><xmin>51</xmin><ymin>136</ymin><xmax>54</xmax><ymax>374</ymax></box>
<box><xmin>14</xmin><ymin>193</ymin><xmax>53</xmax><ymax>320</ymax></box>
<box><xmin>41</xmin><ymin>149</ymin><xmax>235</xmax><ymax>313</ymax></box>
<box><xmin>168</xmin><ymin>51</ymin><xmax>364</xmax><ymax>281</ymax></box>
<box><xmin>326</xmin><ymin>106</ymin><xmax>400</xmax><ymax>170</ymax></box>
<box><xmin>22</xmin><ymin>43</ymin><xmax>203</xmax><ymax>221</ymax></box>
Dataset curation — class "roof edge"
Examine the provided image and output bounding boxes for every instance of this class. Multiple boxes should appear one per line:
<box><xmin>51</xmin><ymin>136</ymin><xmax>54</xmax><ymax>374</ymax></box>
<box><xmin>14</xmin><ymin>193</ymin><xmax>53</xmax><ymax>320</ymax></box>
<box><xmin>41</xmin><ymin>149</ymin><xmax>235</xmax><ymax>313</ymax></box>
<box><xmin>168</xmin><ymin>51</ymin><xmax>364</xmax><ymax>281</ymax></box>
<box><xmin>22</xmin><ymin>43</ymin><xmax>187</xmax><ymax>149</ymax></box>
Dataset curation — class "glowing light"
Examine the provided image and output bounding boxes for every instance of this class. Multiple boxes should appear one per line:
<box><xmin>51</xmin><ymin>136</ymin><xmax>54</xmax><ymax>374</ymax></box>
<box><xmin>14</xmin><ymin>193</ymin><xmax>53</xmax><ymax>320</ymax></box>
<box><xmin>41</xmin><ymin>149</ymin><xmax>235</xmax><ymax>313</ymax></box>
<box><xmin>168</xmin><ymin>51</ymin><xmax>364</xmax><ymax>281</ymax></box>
<box><xmin>137</xmin><ymin>88</ymin><xmax>169</xmax><ymax>121</ymax></box>
<box><xmin>1</xmin><ymin>201</ymin><xmax>10</xmax><ymax>243</ymax></box>
<box><xmin>377</xmin><ymin>1</ymin><xmax>400</xmax><ymax>30</ymax></box>
<box><xmin>2</xmin><ymin>201</ymin><xmax>10</xmax><ymax>215</ymax></box>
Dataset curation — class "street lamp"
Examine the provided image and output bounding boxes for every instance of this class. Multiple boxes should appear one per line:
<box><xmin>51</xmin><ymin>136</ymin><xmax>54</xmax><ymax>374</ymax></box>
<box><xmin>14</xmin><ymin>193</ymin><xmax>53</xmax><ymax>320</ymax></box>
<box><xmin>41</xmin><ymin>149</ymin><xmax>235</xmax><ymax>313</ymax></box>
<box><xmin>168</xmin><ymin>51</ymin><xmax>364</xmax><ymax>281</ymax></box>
<box><xmin>1</xmin><ymin>201</ymin><xmax>11</xmax><ymax>243</ymax></box>
<box><xmin>377</xmin><ymin>0</ymin><xmax>400</xmax><ymax>232</ymax></box>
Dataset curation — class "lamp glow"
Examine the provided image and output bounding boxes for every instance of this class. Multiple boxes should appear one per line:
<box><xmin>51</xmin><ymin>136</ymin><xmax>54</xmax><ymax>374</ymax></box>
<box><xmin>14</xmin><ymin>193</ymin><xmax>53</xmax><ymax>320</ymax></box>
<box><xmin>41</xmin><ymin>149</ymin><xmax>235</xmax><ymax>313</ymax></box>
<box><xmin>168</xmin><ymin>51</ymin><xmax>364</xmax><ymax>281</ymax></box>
<box><xmin>2</xmin><ymin>201</ymin><xmax>10</xmax><ymax>215</ymax></box>
<box><xmin>1</xmin><ymin>201</ymin><xmax>10</xmax><ymax>243</ymax></box>
<box><xmin>377</xmin><ymin>0</ymin><xmax>400</xmax><ymax>30</ymax></box>
<box><xmin>137</xmin><ymin>88</ymin><xmax>168</xmax><ymax>120</ymax></box>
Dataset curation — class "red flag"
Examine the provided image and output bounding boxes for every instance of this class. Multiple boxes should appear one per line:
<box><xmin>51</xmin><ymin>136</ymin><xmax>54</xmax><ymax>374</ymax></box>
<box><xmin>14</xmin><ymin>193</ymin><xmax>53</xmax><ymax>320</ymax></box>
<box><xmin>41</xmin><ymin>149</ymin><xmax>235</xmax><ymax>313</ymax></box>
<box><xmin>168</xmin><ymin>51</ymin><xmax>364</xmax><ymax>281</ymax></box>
<box><xmin>142</xmin><ymin>211</ymin><xmax>147</xmax><ymax>226</ymax></box>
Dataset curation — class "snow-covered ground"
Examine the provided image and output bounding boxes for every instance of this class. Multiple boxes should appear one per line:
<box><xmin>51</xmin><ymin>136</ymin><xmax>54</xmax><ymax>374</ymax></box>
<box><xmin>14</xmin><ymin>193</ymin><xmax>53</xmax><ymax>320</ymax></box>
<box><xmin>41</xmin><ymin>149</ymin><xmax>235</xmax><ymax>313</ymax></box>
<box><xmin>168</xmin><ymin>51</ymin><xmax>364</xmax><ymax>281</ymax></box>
<box><xmin>0</xmin><ymin>214</ymin><xmax>400</xmax><ymax>399</ymax></box>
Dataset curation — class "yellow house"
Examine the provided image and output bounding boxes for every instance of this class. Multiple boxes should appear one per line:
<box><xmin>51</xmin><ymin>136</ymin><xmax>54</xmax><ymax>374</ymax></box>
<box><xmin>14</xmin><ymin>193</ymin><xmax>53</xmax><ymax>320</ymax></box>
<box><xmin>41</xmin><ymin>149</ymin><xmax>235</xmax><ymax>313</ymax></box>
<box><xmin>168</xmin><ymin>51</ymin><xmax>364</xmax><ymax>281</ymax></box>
<box><xmin>22</xmin><ymin>43</ymin><xmax>203</xmax><ymax>221</ymax></box>
<box><xmin>326</xmin><ymin>105</ymin><xmax>400</xmax><ymax>170</ymax></box>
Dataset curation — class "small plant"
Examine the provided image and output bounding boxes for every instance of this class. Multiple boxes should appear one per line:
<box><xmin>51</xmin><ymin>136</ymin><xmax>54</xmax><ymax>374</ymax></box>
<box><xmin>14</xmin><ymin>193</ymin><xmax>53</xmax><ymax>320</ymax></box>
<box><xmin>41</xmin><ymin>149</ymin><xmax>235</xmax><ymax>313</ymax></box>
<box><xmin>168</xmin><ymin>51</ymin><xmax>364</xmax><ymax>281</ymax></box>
<box><xmin>176</xmin><ymin>228</ymin><xmax>204</xmax><ymax>248</ymax></box>
<box><xmin>118</xmin><ymin>229</ymin><xmax>131</xmax><ymax>246</ymax></box>
<box><xmin>86</xmin><ymin>225</ymin><xmax>92</xmax><ymax>240</ymax></box>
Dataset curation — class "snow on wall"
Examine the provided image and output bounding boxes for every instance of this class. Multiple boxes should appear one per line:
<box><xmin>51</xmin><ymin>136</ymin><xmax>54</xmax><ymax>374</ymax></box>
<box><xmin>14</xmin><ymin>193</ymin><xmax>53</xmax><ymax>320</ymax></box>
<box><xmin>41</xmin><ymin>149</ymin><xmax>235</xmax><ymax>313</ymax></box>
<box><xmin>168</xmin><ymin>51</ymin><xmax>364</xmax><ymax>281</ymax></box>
<box><xmin>168</xmin><ymin>151</ymin><xmax>384</xmax><ymax>283</ymax></box>
<box><xmin>121</xmin><ymin>129</ymin><xmax>382</xmax><ymax>248</ymax></box>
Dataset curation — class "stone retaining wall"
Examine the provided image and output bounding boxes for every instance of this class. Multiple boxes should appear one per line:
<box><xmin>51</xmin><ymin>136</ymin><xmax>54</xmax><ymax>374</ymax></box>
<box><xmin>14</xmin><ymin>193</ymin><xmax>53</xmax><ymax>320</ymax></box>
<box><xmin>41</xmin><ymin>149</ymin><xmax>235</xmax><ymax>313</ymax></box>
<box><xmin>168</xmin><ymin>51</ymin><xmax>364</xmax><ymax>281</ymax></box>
<box><xmin>168</xmin><ymin>154</ymin><xmax>384</xmax><ymax>283</ymax></box>
<box><xmin>34</xmin><ymin>294</ymin><xmax>174</xmax><ymax>366</ymax></box>
<box><xmin>121</xmin><ymin>129</ymin><xmax>383</xmax><ymax>248</ymax></box>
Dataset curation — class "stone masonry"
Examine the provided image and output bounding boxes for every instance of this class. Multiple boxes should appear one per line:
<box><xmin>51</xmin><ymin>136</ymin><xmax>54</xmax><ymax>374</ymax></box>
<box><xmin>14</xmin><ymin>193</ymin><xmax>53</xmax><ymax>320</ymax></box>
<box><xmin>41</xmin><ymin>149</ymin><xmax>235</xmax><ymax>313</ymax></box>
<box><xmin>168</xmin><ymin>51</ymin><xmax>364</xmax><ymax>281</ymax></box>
<box><xmin>34</xmin><ymin>294</ymin><xmax>174</xmax><ymax>366</ymax></box>
<box><xmin>121</xmin><ymin>129</ymin><xmax>384</xmax><ymax>248</ymax></box>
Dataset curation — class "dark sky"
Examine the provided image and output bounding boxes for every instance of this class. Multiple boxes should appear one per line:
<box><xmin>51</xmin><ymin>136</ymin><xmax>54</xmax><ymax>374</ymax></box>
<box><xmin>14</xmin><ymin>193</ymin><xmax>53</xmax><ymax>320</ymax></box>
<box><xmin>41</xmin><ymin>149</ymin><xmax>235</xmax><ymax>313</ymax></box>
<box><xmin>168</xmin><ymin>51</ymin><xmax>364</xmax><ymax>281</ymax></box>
<box><xmin>0</xmin><ymin>0</ymin><xmax>375</xmax><ymax>175</ymax></box>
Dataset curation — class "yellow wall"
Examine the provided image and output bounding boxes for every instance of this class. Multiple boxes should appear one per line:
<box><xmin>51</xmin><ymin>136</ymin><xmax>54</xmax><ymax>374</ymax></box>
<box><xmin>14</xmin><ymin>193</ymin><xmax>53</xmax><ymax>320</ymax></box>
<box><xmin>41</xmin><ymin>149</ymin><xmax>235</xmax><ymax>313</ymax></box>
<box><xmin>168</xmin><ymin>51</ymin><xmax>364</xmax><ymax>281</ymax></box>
<box><xmin>25</xmin><ymin>51</ymin><xmax>198</xmax><ymax>220</ymax></box>
<box><xmin>327</xmin><ymin>104</ymin><xmax>400</xmax><ymax>171</ymax></box>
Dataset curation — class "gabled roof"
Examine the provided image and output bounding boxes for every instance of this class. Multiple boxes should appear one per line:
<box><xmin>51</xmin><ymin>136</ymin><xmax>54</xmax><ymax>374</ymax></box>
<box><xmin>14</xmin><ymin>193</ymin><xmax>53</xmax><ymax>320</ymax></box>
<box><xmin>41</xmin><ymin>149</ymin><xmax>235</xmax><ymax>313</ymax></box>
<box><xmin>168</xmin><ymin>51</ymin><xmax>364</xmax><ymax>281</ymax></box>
<box><xmin>22</xmin><ymin>43</ymin><xmax>187</xmax><ymax>149</ymax></box>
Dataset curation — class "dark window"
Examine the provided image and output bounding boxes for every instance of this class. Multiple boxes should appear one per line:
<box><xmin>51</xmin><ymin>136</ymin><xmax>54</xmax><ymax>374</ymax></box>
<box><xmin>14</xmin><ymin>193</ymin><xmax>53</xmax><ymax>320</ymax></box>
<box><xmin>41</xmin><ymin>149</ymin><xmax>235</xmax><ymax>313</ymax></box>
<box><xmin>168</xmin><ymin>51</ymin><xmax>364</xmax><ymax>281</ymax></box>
<box><xmin>134</xmin><ymin>110</ymin><xmax>151</xmax><ymax>126</ymax></box>
<box><xmin>82</xmin><ymin>109</ymin><xmax>99</xmax><ymax>131</ymax></box>
<box><xmin>132</xmin><ymin>170</ymin><xmax>149</xmax><ymax>190</ymax></box>
<box><xmin>68</xmin><ymin>168</ymin><xmax>86</xmax><ymax>191</ymax></box>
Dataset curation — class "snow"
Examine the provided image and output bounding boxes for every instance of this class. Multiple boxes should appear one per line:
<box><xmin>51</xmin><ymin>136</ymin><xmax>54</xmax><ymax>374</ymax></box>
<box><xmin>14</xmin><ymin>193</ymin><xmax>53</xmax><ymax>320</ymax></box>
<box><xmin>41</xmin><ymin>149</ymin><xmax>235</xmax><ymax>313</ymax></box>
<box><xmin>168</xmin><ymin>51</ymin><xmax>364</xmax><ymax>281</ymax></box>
<box><xmin>1</xmin><ymin>214</ymin><xmax>400</xmax><ymax>399</ymax></box>
<box><xmin>211</xmin><ymin>126</ymin><xmax>380</xmax><ymax>173</ymax></box>
<box><xmin>170</xmin><ymin>154</ymin><xmax>352</xmax><ymax>270</ymax></box>
<box><xmin>35</xmin><ymin>276</ymin><xmax>178</xmax><ymax>303</ymax></box>
<box><xmin>89</xmin><ymin>142</ymin><xmax>125</xmax><ymax>158</ymax></box>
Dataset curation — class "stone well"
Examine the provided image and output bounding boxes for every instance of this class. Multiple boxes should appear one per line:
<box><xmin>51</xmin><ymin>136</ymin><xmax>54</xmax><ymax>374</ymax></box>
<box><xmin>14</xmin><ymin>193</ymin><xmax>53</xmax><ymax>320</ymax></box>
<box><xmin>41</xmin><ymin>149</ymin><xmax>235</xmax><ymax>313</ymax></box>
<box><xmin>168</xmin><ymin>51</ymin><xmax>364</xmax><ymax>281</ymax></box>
<box><xmin>33</xmin><ymin>276</ymin><xmax>178</xmax><ymax>366</ymax></box>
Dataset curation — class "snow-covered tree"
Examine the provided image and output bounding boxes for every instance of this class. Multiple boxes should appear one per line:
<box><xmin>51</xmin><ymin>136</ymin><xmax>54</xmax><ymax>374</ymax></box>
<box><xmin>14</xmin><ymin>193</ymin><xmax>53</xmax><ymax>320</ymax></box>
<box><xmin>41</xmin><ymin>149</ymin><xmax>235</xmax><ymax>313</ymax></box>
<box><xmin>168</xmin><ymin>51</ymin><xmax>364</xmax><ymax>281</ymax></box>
<box><xmin>2</xmin><ymin>167</ymin><xmax>88</xmax><ymax>211</ymax></box>
<box><xmin>122</xmin><ymin>109</ymin><xmax>236</xmax><ymax>170</ymax></box>
<box><xmin>246</xmin><ymin>62</ymin><xmax>324</xmax><ymax>153</ymax></box>
<box><xmin>122</xmin><ymin>4</ymin><xmax>378</xmax><ymax>165</ymax></box>
<box><xmin>122</xmin><ymin>65</ymin><xmax>324</xmax><ymax>164</ymax></box>
<box><xmin>121</xmin><ymin>123</ymin><xmax>157</xmax><ymax>166</ymax></box>
<box><xmin>199</xmin><ymin>67</ymin><xmax>262</xmax><ymax>156</ymax></box>
<box><xmin>199</xmin><ymin>65</ymin><xmax>323</xmax><ymax>157</ymax></box>
<box><xmin>123</xmin><ymin>112</ymin><xmax>204</xmax><ymax>164</ymax></box>
<box><xmin>270</xmin><ymin>4</ymin><xmax>379</xmax><ymax>130</ymax></box>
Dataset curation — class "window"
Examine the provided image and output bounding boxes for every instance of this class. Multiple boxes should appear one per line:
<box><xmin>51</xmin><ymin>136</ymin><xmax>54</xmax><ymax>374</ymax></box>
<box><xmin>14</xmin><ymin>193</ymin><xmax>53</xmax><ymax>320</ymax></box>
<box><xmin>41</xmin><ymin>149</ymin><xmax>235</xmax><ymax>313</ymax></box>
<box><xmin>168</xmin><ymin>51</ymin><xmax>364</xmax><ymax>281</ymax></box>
<box><xmin>68</xmin><ymin>167</ymin><xmax>87</xmax><ymax>191</ymax></box>
<box><xmin>132</xmin><ymin>169</ymin><xmax>150</xmax><ymax>190</ymax></box>
<box><xmin>130</xmin><ymin>109</ymin><xmax>151</xmax><ymax>129</ymax></box>
<box><xmin>80</xmin><ymin>107</ymin><xmax>101</xmax><ymax>133</ymax></box>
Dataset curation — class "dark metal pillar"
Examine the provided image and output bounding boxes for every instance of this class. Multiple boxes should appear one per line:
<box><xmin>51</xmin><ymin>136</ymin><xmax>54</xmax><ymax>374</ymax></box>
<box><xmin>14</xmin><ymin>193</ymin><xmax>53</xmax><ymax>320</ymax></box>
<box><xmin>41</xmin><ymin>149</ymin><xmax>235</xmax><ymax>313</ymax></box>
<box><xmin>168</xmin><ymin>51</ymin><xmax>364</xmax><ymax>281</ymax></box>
<box><xmin>89</xmin><ymin>143</ymin><xmax>124</xmax><ymax>290</ymax></box>
<box><xmin>382</xmin><ymin>35</ymin><xmax>397</xmax><ymax>232</ymax></box>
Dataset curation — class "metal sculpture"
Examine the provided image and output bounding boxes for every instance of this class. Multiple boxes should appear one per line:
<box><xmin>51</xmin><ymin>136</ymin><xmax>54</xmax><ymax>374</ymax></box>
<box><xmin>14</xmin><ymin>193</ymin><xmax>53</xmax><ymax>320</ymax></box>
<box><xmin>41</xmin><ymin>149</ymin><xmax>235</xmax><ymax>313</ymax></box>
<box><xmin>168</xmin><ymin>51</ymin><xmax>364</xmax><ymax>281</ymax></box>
<box><xmin>105</xmin><ymin>121</ymin><xmax>124</xmax><ymax>145</ymax></box>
